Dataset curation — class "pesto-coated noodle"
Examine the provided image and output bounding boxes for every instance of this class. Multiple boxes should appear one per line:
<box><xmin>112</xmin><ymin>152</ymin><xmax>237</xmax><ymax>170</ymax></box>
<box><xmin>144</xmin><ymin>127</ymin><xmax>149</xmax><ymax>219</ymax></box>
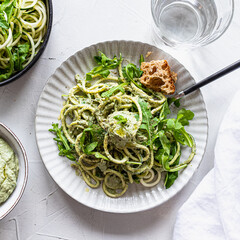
<box><xmin>50</xmin><ymin>52</ymin><xmax>196</xmax><ymax>198</ymax></box>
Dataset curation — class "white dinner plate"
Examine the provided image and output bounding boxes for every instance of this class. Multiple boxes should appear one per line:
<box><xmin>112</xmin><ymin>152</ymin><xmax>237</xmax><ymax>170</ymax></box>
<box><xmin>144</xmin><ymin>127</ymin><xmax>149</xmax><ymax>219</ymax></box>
<box><xmin>35</xmin><ymin>40</ymin><xmax>208</xmax><ymax>213</ymax></box>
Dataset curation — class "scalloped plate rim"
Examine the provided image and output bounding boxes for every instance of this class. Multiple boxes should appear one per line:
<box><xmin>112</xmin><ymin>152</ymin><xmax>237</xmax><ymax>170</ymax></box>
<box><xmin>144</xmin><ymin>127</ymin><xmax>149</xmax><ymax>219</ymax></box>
<box><xmin>35</xmin><ymin>40</ymin><xmax>208</xmax><ymax>213</ymax></box>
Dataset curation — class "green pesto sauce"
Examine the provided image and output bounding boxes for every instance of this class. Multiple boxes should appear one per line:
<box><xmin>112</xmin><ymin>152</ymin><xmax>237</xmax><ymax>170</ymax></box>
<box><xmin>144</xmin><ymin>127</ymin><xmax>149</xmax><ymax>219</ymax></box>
<box><xmin>0</xmin><ymin>138</ymin><xmax>19</xmax><ymax>204</ymax></box>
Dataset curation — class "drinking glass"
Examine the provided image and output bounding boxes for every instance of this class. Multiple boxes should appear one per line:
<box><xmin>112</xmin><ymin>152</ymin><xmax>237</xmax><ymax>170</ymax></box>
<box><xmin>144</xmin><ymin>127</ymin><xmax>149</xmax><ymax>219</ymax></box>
<box><xmin>151</xmin><ymin>0</ymin><xmax>234</xmax><ymax>48</ymax></box>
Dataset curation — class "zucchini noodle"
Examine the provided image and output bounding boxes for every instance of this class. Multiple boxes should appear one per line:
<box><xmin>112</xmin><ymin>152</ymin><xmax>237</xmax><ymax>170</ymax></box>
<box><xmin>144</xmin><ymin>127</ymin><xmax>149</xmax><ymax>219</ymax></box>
<box><xmin>51</xmin><ymin>52</ymin><xmax>196</xmax><ymax>198</ymax></box>
<box><xmin>0</xmin><ymin>0</ymin><xmax>47</xmax><ymax>81</ymax></box>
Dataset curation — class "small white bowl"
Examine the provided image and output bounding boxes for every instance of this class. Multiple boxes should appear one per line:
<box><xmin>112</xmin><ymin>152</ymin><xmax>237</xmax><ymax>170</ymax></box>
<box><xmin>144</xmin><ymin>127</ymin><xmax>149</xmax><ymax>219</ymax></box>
<box><xmin>0</xmin><ymin>123</ymin><xmax>28</xmax><ymax>220</ymax></box>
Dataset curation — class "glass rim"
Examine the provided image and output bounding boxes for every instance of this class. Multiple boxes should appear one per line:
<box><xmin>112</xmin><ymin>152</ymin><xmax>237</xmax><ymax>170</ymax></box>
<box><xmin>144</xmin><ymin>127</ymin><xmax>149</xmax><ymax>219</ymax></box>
<box><xmin>204</xmin><ymin>0</ymin><xmax>234</xmax><ymax>46</ymax></box>
<box><xmin>151</xmin><ymin>0</ymin><xmax>235</xmax><ymax>47</ymax></box>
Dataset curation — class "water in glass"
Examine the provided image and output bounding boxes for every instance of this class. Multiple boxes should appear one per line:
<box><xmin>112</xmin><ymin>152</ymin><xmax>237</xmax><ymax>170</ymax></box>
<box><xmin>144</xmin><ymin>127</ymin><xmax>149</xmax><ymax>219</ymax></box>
<box><xmin>152</xmin><ymin>0</ymin><xmax>218</xmax><ymax>47</ymax></box>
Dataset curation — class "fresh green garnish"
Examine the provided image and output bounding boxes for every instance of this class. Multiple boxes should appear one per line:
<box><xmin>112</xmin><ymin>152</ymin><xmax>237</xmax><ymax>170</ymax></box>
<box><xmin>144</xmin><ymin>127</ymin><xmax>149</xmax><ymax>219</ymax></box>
<box><xmin>94</xmin><ymin>152</ymin><xmax>108</xmax><ymax>160</ymax></box>
<box><xmin>49</xmin><ymin>123</ymin><xmax>76</xmax><ymax>161</ymax></box>
<box><xmin>139</xmin><ymin>54</ymin><xmax>144</xmax><ymax>66</ymax></box>
<box><xmin>177</xmin><ymin>108</ymin><xmax>194</xmax><ymax>126</ymax></box>
<box><xmin>0</xmin><ymin>11</ymin><xmax>9</xmax><ymax>29</ymax></box>
<box><xmin>138</xmin><ymin>99</ymin><xmax>153</xmax><ymax>148</ymax></box>
<box><xmin>79</xmin><ymin>125</ymin><xmax>108</xmax><ymax>160</ymax></box>
<box><xmin>12</xmin><ymin>43</ymin><xmax>30</xmax><ymax>71</ymax></box>
<box><xmin>0</xmin><ymin>47</ymin><xmax>14</xmax><ymax>81</ymax></box>
<box><xmin>164</xmin><ymin>149</ymin><xmax>181</xmax><ymax>189</ymax></box>
<box><xmin>0</xmin><ymin>43</ymin><xmax>30</xmax><ymax>80</ymax></box>
<box><xmin>114</xmin><ymin>115</ymin><xmax>128</xmax><ymax>125</ymax></box>
<box><xmin>0</xmin><ymin>0</ymin><xmax>14</xmax><ymax>12</ymax></box>
<box><xmin>168</xmin><ymin>97</ymin><xmax>181</xmax><ymax>107</ymax></box>
<box><xmin>86</xmin><ymin>51</ymin><xmax>122</xmax><ymax>80</ymax></box>
<box><xmin>122</xmin><ymin>63</ymin><xmax>150</xmax><ymax>93</ymax></box>
<box><xmin>165</xmin><ymin>170</ymin><xmax>179</xmax><ymax>189</ymax></box>
<box><xmin>150</xmin><ymin>100</ymin><xmax>194</xmax><ymax>187</ymax></box>
<box><xmin>85</xmin><ymin>142</ymin><xmax>98</xmax><ymax>154</ymax></box>
<box><xmin>159</xmin><ymin>101</ymin><xmax>170</xmax><ymax>121</ymax></box>
<box><xmin>165</xmin><ymin>108</ymin><xmax>194</xmax><ymax>147</ymax></box>
<box><xmin>49</xmin><ymin>123</ymin><xmax>109</xmax><ymax>161</ymax></box>
<box><xmin>123</xmin><ymin>63</ymin><xmax>143</xmax><ymax>80</ymax></box>
<box><xmin>3</xmin><ymin>0</ymin><xmax>15</xmax><ymax>23</ymax></box>
<box><xmin>101</xmin><ymin>82</ymin><xmax>127</xmax><ymax>98</ymax></box>
<box><xmin>154</xmin><ymin>130</ymin><xmax>170</xmax><ymax>168</ymax></box>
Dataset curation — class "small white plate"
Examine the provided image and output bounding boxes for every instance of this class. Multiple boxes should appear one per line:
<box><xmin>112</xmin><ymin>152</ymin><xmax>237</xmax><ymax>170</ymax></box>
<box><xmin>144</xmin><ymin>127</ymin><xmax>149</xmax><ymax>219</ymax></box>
<box><xmin>35</xmin><ymin>40</ymin><xmax>208</xmax><ymax>213</ymax></box>
<box><xmin>0</xmin><ymin>123</ymin><xmax>28</xmax><ymax>219</ymax></box>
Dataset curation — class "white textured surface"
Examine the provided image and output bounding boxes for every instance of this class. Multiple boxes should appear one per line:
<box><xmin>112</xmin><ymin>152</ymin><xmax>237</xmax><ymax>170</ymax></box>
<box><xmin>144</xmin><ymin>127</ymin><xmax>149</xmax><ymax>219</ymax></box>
<box><xmin>35</xmin><ymin>41</ymin><xmax>208</xmax><ymax>213</ymax></box>
<box><xmin>0</xmin><ymin>0</ymin><xmax>240</xmax><ymax>238</ymax></box>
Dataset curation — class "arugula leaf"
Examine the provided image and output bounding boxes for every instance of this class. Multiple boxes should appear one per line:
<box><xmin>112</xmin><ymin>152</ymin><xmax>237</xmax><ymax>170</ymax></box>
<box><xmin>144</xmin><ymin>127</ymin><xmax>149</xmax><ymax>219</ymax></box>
<box><xmin>79</xmin><ymin>130</ymin><xmax>86</xmax><ymax>151</ymax></box>
<box><xmin>114</xmin><ymin>115</ymin><xmax>127</xmax><ymax>124</ymax></box>
<box><xmin>49</xmin><ymin>123</ymin><xmax>76</xmax><ymax>161</ymax></box>
<box><xmin>153</xmin><ymin>130</ymin><xmax>183</xmax><ymax>188</ymax></box>
<box><xmin>139</xmin><ymin>99</ymin><xmax>151</xmax><ymax>123</ymax></box>
<box><xmin>13</xmin><ymin>43</ymin><xmax>30</xmax><ymax>71</ymax></box>
<box><xmin>138</xmin><ymin>99</ymin><xmax>153</xmax><ymax>148</ymax></box>
<box><xmin>94</xmin><ymin>51</ymin><xmax>119</xmax><ymax>66</ymax></box>
<box><xmin>90</xmin><ymin>124</ymin><xmax>105</xmax><ymax>143</ymax></box>
<box><xmin>165</xmin><ymin>109</ymin><xmax>194</xmax><ymax>147</ymax></box>
<box><xmin>122</xmin><ymin>62</ymin><xmax>151</xmax><ymax>93</ymax></box>
<box><xmin>86</xmin><ymin>51</ymin><xmax>122</xmax><ymax>80</ymax></box>
<box><xmin>79</xmin><ymin>129</ymin><xmax>108</xmax><ymax>160</ymax></box>
<box><xmin>157</xmin><ymin>131</ymin><xmax>171</xmax><ymax>155</ymax></box>
<box><xmin>0</xmin><ymin>11</ymin><xmax>9</xmax><ymax>29</ymax></box>
<box><xmin>174</xmin><ymin>128</ymin><xmax>193</xmax><ymax>147</ymax></box>
<box><xmin>154</xmin><ymin>131</ymin><xmax>171</xmax><ymax>170</ymax></box>
<box><xmin>167</xmin><ymin>97</ymin><xmax>181</xmax><ymax>107</ymax></box>
<box><xmin>0</xmin><ymin>0</ymin><xmax>13</xmax><ymax>11</ymax></box>
<box><xmin>101</xmin><ymin>82</ymin><xmax>127</xmax><ymax>98</ymax></box>
<box><xmin>85</xmin><ymin>142</ymin><xmax>98</xmax><ymax>154</ymax></box>
<box><xmin>165</xmin><ymin>171</ymin><xmax>178</xmax><ymax>189</ymax></box>
<box><xmin>167</xmin><ymin>119</ymin><xmax>182</xmax><ymax>130</ymax></box>
<box><xmin>164</xmin><ymin>153</ymin><xmax>181</xmax><ymax>188</ymax></box>
<box><xmin>139</xmin><ymin>54</ymin><xmax>144</xmax><ymax>66</ymax></box>
<box><xmin>151</xmin><ymin>117</ymin><xmax>160</xmax><ymax>128</ymax></box>
<box><xmin>79</xmin><ymin>124</ymin><xmax>105</xmax><ymax>151</ymax></box>
<box><xmin>4</xmin><ymin>1</ymin><xmax>14</xmax><ymax>23</ymax></box>
<box><xmin>0</xmin><ymin>0</ymin><xmax>14</xmax><ymax>26</ymax></box>
<box><xmin>93</xmin><ymin>152</ymin><xmax>108</xmax><ymax>160</ymax></box>
<box><xmin>50</xmin><ymin>123</ymin><xmax>108</xmax><ymax>161</ymax></box>
<box><xmin>177</xmin><ymin>108</ymin><xmax>194</xmax><ymax>126</ymax></box>
<box><xmin>123</xmin><ymin>63</ymin><xmax>143</xmax><ymax>80</ymax></box>
<box><xmin>159</xmin><ymin>101</ymin><xmax>170</xmax><ymax>121</ymax></box>
<box><xmin>0</xmin><ymin>47</ymin><xmax>14</xmax><ymax>81</ymax></box>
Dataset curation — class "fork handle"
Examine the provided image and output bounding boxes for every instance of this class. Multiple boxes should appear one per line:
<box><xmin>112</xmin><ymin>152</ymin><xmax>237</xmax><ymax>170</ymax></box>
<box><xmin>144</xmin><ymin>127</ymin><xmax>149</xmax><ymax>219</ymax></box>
<box><xmin>175</xmin><ymin>59</ymin><xmax>240</xmax><ymax>99</ymax></box>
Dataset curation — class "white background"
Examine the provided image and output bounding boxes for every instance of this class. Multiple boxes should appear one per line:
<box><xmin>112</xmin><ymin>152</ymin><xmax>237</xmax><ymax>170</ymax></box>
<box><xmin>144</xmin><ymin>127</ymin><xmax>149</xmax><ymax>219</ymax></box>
<box><xmin>0</xmin><ymin>0</ymin><xmax>240</xmax><ymax>239</ymax></box>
